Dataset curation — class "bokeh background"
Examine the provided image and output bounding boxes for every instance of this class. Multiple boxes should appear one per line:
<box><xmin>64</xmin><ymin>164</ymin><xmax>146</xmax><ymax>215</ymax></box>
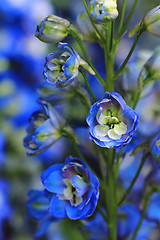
<box><xmin>0</xmin><ymin>0</ymin><xmax>160</xmax><ymax>239</ymax></box>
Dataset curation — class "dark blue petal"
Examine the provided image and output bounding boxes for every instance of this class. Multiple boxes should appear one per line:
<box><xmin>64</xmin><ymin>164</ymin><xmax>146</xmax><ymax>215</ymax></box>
<box><xmin>43</xmin><ymin>170</ymin><xmax>65</xmax><ymax>194</ymax></box>
<box><xmin>49</xmin><ymin>195</ymin><xmax>67</xmax><ymax>218</ymax></box>
<box><xmin>41</xmin><ymin>164</ymin><xmax>64</xmax><ymax>185</ymax></box>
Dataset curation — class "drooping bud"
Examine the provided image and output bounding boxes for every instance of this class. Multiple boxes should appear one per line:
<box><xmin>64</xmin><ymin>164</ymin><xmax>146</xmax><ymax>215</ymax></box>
<box><xmin>143</xmin><ymin>5</ymin><xmax>160</xmax><ymax>38</ymax></box>
<box><xmin>35</xmin><ymin>15</ymin><xmax>71</xmax><ymax>43</ymax></box>
<box><xmin>89</xmin><ymin>0</ymin><xmax>118</xmax><ymax>25</ymax></box>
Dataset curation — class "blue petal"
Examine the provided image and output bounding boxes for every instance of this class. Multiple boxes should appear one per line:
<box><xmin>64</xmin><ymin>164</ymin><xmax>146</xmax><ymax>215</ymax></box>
<box><xmin>49</xmin><ymin>195</ymin><xmax>67</xmax><ymax>218</ymax></box>
<box><xmin>43</xmin><ymin>171</ymin><xmax>65</xmax><ymax>194</ymax></box>
<box><xmin>33</xmin><ymin>119</ymin><xmax>60</xmax><ymax>146</ymax></box>
<box><xmin>71</xmin><ymin>175</ymin><xmax>88</xmax><ymax>197</ymax></box>
<box><xmin>41</xmin><ymin>164</ymin><xmax>64</xmax><ymax>184</ymax></box>
<box><xmin>66</xmin><ymin>197</ymin><xmax>96</xmax><ymax>220</ymax></box>
<box><xmin>27</xmin><ymin>137</ymin><xmax>60</xmax><ymax>156</ymax></box>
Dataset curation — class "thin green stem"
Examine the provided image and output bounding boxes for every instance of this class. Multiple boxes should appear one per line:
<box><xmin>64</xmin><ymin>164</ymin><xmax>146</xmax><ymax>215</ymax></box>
<box><xmin>104</xmin><ymin>22</ymin><xmax>115</xmax><ymax>92</ymax></box>
<box><xmin>117</xmin><ymin>0</ymin><xmax>127</xmax><ymax>35</ymax></box>
<box><xmin>79</xmin><ymin>68</ymin><xmax>97</xmax><ymax>102</ymax></box>
<box><xmin>116</xmin><ymin>0</ymin><xmax>139</xmax><ymax>39</ymax></box>
<box><xmin>131</xmin><ymin>186</ymin><xmax>160</xmax><ymax>240</ymax></box>
<box><xmin>118</xmin><ymin>152</ymin><xmax>150</xmax><ymax>207</ymax></box>
<box><xmin>82</xmin><ymin>0</ymin><xmax>105</xmax><ymax>42</ymax></box>
<box><xmin>113</xmin><ymin>29</ymin><xmax>144</xmax><ymax>81</ymax></box>
<box><xmin>97</xmin><ymin>205</ymin><xmax>108</xmax><ymax>224</ymax></box>
<box><xmin>79</xmin><ymin>222</ymin><xmax>89</xmax><ymax>240</ymax></box>
<box><xmin>75</xmin><ymin>37</ymin><xmax>105</xmax><ymax>86</ymax></box>
<box><xmin>133</xmin><ymin>91</ymin><xmax>141</xmax><ymax>110</ymax></box>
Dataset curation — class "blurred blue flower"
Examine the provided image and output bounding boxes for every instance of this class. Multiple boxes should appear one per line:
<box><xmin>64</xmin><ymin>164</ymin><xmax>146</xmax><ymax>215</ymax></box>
<box><xmin>150</xmin><ymin>132</ymin><xmax>160</xmax><ymax>167</ymax></box>
<box><xmin>41</xmin><ymin>156</ymin><xmax>99</xmax><ymax>220</ymax></box>
<box><xmin>27</xmin><ymin>190</ymin><xmax>55</xmax><ymax>237</ymax></box>
<box><xmin>86</xmin><ymin>92</ymin><xmax>139</xmax><ymax>148</ymax></box>
<box><xmin>143</xmin><ymin>5</ymin><xmax>160</xmax><ymax>38</ymax></box>
<box><xmin>44</xmin><ymin>42</ymin><xmax>94</xmax><ymax>88</ymax></box>
<box><xmin>23</xmin><ymin>101</ymin><xmax>65</xmax><ymax>156</ymax></box>
<box><xmin>136</xmin><ymin>82</ymin><xmax>160</xmax><ymax>137</ymax></box>
<box><xmin>118</xmin><ymin>204</ymin><xmax>156</xmax><ymax>239</ymax></box>
<box><xmin>0</xmin><ymin>180</ymin><xmax>12</xmax><ymax>239</ymax></box>
<box><xmin>0</xmin><ymin>132</ymin><xmax>6</xmax><ymax>165</ymax></box>
<box><xmin>84</xmin><ymin>210</ymin><xmax>108</xmax><ymax>240</ymax></box>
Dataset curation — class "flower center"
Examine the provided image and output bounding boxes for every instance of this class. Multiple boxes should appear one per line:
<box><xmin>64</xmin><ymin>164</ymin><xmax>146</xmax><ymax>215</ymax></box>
<box><xmin>94</xmin><ymin>108</ymin><xmax>127</xmax><ymax>140</ymax></box>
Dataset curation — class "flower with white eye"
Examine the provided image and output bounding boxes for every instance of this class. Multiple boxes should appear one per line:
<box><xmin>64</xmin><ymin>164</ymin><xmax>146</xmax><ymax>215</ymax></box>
<box><xmin>86</xmin><ymin>92</ymin><xmax>139</xmax><ymax>148</ymax></box>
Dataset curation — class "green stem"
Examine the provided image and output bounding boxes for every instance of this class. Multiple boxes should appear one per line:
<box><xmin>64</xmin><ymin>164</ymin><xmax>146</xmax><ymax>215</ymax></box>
<box><xmin>104</xmin><ymin>22</ymin><xmax>115</xmax><ymax>92</ymax></box>
<box><xmin>97</xmin><ymin>205</ymin><xmax>108</xmax><ymax>224</ymax></box>
<box><xmin>117</xmin><ymin>0</ymin><xmax>127</xmax><ymax>35</ymax></box>
<box><xmin>131</xmin><ymin>186</ymin><xmax>160</xmax><ymax>240</ymax></box>
<box><xmin>118</xmin><ymin>152</ymin><xmax>149</xmax><ymax>207</ymax></box>
<box><xmin>116</xmin><ymin>0</ymin><xmax>139</xmax><ymax>39</ymax></box>
<box><xmin>79</xmin><ymin>68</ymin><xmax>97</xmax><ymax>102</ymax></box>
<box><xmin>75</xmin><ymin>36</ymin><xmax>105</xmax><ymax>86</ymax></box>
<box><xmin>105</xmin><ymin>149</ymin><xmax>117</xmax><ymax>240</ymax></box>
<box><xmin>113</xmin><ymin>29</ymin><xmax>144</xmax><ymax>81</ymax></box>
<box><xmin>133</xmin><ymin>91</ymin><xmax>141</xmax><ymax>110</ymax></box>
<box><xmin>105</xmin><ymin>53</ymin><xmax>114</xmax><ymax>92</ymax></box>
<box><xmin>79</xmin><ymin>222</ymin><xmax>89</xmax><ymax>240</ymax></box>
<box><xmin>82</xmin><ymin>0</ymin><xmax>105</xmax><ymax>42</ymax></box>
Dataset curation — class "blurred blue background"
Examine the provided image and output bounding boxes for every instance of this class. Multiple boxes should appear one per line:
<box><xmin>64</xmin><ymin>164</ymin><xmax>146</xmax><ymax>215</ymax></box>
<box><xmin>0</xmin><ymin>0</ymin><xmax>160</xmax><ymax>239</ymax></box>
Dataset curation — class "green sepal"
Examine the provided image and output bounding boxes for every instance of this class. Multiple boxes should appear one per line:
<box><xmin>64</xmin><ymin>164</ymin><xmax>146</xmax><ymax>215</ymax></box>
<box><xmin>80</xmin><ymin>59</ymin><xmax>95</xmax><ymax>75</ymax></box>
<box><xmin>128</xmin><ymin>20</ymin><xmax>144</xmax><ymax>38</ymax></box>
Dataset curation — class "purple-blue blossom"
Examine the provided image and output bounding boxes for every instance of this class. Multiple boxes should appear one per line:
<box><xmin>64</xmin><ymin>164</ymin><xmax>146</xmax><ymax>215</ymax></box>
<box><xmin>86</xmin><ymin>92</ymin><xmax>139</xmax><ymax>148</ymax></box>
<box><xmin>41</xmin><ymin>156</ymin><xmax>99</xmax><ymax>220</ymax></box>
<box><xmin>44</xmin><ymin>42</ymin><xmax>95</xmax><ymax>88</ymax></box>
<box><xmin>23</xmin><ymin>101</ymin><xmax>64</xmax><ymax>156</ymax></box>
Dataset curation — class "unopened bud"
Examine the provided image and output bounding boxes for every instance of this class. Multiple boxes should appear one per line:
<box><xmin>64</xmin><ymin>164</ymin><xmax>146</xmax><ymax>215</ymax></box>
<box><xmin>35</xmin><ymin>15</ymin><xmax>71</xmax><ymax>43</ymax></box>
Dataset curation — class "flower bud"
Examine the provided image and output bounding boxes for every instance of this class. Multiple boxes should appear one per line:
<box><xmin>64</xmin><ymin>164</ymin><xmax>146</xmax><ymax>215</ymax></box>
<box><xmin>89</xmin><ymin>0</ymin><xmax>118</xmax><ymax>25</ymax></box>
<box><xmin>35</xmin><ymin>15</ymin><xmax>71</xmax><ymax>43</ymax></box>
<box><xmin>143</xmin><ymin>5</ymin><xmax>160</xmax><ymax>38</ymax></box>
<box><xmin>141</xmin><ymin>49</ymin><xmax>160</xmax><ymax>82</ymax></box>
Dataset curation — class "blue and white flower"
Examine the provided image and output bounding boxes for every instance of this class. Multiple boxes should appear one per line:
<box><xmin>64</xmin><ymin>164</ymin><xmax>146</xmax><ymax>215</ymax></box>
<box><xmin>90</xmin><ymin>0</ymin><xmax>118</xmax><ymax>24</ymax></box>
<box><xmin>86</xmin><ymin>92</ymin><xmax>139</xmax><ymax>148</ymax></box>
<box><xmin>44</xmin><ymin>42</ymin><xmax>95</xmax><ymax>88</ymax></box>
<box><xmin>41</xmin><ymin>156</ymin><xmax>99</xmax><ymax>220</ymax></box>
<box><xmin>23</xmin><ymin>101</ymin><xmax>64</xmax><ymax>156</ymax></box>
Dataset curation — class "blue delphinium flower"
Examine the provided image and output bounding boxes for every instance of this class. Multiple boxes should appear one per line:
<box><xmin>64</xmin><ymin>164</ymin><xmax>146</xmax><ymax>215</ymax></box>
<box><xmin>44</xmin><ymin>42</ymin><xmax>95</xmax><ymax>88</ymax></box>
<box><xmin>86</xmin><ymin>92</ymin><xmax>139</xmax><ymax>148</ymax></box>
<box><xmin>41</xmin><ymin>156</ymin><xmax>99</xmax><ymax>220</ymax></box>
<box><xmin>23</xmin><ymin>101</ymin><xmax>65</xmax><ymax>156</ymax></box>
<box><xmin>150</xmin><ymin>132</ymin><xmax>160</xmax><ymax>167</ymax></box>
